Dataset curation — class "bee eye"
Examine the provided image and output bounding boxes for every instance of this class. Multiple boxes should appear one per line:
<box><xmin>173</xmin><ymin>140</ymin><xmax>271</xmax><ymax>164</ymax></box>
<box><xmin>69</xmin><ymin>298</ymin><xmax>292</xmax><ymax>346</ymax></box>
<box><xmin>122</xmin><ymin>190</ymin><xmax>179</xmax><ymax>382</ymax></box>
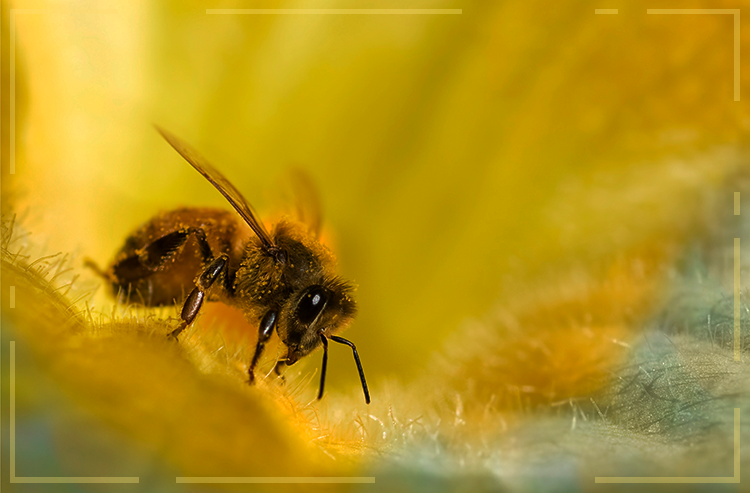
<box><xmin>296</xmin><ymin>286</ymin><xmax>329</xmax><ymax>325</ymax></box>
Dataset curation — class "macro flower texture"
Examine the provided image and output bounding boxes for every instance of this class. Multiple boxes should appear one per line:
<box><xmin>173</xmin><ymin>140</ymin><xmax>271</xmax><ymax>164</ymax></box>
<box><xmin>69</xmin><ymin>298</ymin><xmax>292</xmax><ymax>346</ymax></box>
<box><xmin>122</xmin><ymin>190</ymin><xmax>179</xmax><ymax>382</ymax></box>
<box><xmin>1</xmin><ymin>1</ymin><xmax>749</xmax><ymax>492</ymax></box>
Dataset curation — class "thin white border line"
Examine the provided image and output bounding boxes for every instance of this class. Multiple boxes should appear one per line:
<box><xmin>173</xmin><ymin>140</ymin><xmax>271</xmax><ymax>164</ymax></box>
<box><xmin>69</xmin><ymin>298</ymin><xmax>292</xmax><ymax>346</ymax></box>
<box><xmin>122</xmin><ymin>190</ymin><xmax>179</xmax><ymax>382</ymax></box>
<box><xmin>206</xmin><ymin>9</ymin><xmax>461</xmax><ymax>15</ymax></box>
<box><xmin>647</xmin><ymin>8</ymin><xmax>740</xmax><ymax>101</ymax></box>
<box><xmin>176</xmin><ymin>477</ymin><xmax>376</xmax><ymax>483</ymax></box>
<box><xmin>736</xmin><ymin>237</ymin><xmax>742</xmax><ymax>361</ymax></box>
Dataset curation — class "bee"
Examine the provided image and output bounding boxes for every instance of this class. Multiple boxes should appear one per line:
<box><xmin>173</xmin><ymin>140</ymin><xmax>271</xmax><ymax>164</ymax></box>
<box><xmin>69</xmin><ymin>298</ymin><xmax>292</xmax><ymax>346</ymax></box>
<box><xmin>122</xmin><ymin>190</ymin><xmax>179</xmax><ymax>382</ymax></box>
<box><xmin>91</xmin><ymin>127</ymin><xmax>370</xmax><ymax>404</ymax></box>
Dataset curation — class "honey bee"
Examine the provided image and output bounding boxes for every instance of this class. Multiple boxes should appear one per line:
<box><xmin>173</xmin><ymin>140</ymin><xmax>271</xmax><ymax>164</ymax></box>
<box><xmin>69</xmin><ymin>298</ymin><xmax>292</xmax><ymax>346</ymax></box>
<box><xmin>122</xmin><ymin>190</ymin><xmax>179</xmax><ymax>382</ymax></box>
<box><xmin>91</xmin><ymin>127</ymin><xmax>370</xmax><ymax>404</ymax></box>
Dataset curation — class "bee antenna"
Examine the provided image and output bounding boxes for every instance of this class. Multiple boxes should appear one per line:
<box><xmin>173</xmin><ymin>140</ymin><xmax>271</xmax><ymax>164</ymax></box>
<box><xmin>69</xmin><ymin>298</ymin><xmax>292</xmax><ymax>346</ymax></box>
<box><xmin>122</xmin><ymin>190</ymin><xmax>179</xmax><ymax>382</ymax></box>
<box><xmin>330</xmin><ymin>335</ymin><xmax>371</xmax><ymax>405</ymax></box>
<box><xmin>318</xmin><ymin>333</ymin><xmax>329</xmax><ymax>400</ymax></box>
<box><xmin>83</xmin><ymin>257</ymin><xmax>109</xmax><ymax>280</ymax></box>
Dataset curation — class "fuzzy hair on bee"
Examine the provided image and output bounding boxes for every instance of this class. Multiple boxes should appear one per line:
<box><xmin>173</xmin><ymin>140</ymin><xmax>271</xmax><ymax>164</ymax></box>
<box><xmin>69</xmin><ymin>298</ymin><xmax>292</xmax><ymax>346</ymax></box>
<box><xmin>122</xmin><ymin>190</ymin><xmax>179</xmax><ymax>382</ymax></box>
<box><xmin>88</xmin><ymin>128</ymin><xmax>369</xmax><ymax>403</ymax></box>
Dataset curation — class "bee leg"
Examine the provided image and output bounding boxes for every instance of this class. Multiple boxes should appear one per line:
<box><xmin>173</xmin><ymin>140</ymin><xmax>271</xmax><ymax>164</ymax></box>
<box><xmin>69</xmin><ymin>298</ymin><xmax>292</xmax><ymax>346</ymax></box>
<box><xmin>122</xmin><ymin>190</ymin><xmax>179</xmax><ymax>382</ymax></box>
<box><xmin>330</xmin><ymin>336</ymin><xmax>371</xmax><ymax>404</ymax></box>
<box><xmin>138</xmin><ymin>227</ymin><xmax>213</xmax><ymax>270</ymax></box>
<box><xmin>273</xmin><ymin>360</ymin><xmax>287</xmax><ymax>383</ymax></box>
<box><xmin>270</xmin><ymin>360</ymin><xmax>287</xmax><ymax>384</ymax></box>
<box><xmin>111</xmin><ymin>228</ymin><xmax>213</xmax><ymax>286</ymax></box>
<box><xmin>167</xmin><ymin>254</ymin><xmax>229</xmax><ymax>340</ymax></box>
<box><xmin>318</xmin><ymin>333</ymin><xmax>329</xmax><ymax>400</ymax></box>
<box><xmin>247</xmin><ymin>310</ymin><xmax>277</xmax><ymax>384</ymax></box>
<box><xmin>83</xmin><ymin>257</ymin><xmax>109</xmax><ymax>279</ymax></box>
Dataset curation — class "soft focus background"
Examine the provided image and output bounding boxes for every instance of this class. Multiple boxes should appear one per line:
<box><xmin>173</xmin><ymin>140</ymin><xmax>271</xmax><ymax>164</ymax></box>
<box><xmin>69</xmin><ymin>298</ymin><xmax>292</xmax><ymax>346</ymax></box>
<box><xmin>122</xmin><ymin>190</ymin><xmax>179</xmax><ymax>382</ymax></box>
<box><xmin>2</xmin><ymin>0</ymin><xmax>749</xmax><ymax>492</ymax></box>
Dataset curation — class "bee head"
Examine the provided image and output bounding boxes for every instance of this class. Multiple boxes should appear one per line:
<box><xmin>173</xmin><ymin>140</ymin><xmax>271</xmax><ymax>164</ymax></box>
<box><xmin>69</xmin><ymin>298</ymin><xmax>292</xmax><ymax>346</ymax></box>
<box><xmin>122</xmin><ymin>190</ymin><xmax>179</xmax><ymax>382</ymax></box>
<box><xmin>282</xmin><ymin>279</ymin><xmax>356</xmax><ymax>363</ymax></box>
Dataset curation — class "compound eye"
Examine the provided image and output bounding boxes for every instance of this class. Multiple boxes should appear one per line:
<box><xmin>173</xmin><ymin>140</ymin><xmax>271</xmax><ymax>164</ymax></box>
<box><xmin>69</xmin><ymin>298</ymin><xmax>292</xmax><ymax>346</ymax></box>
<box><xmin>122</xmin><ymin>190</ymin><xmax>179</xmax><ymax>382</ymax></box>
<box><xmin>296</xmin><ymin>286</ymin><xmax>329</xmax><ymax>325</ymax></box>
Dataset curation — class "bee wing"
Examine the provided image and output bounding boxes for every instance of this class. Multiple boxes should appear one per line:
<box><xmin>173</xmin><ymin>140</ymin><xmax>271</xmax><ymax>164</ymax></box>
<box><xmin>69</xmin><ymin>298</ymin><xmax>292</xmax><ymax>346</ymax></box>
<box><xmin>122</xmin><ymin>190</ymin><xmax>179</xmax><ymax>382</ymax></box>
<box><xmin>285</xmin><ymin>167</ymin><xmax>323</xmax><ymax>238</ymax></box>
<box><xmin>156</xmin><ymin>126</ymin><xmax>276</xmax><ymax>251</ymax></box>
